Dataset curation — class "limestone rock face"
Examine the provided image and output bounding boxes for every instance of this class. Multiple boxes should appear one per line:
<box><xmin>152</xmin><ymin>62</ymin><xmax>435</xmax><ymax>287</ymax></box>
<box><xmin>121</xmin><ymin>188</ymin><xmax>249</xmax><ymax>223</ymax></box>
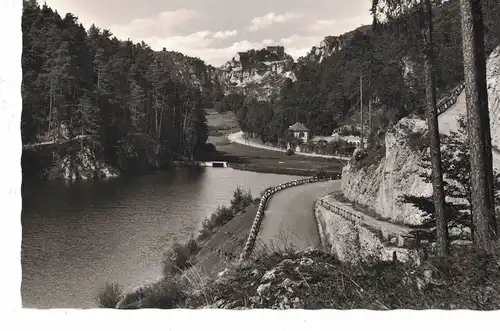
<box><xmin>341</xmin><ymin>45</ymin><xmax>500</xmax><ymax>226</ymax></box>
<box><xmin>216</xmin><ymin>53</ymin><xmax>296</xmax><ymax>100</ymax></box>
<box><xmin>342</xmin><ymin>117</ymin><xmax>430</xmax><ymax>225</ymax></box>
<box><xmin>300</xmin><ymin>35</ymin><xmax>348</xmax><ymax>64</ymax></box>
<box><xmin>487</xmin><ymin>46</ymin><xmax>500</xmax><ymax>149</ymax></box>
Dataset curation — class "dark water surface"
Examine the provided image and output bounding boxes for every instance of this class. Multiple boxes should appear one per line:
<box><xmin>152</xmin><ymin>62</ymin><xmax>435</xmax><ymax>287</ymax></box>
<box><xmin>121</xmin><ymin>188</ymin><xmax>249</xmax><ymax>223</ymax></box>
<box><xmin>21</xmin><ymin>167</ymin><xmax>303</xmax><ymax>308</ymax></box>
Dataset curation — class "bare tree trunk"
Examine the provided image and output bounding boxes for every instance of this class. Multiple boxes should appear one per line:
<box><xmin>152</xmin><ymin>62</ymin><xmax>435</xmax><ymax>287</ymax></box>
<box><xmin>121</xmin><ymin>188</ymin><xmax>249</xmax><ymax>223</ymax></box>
<box><xmin>182</xmin><ymin>108</ymin><xmax>189</xmax><ymax>157</ymax></box>
<box><xmin>368</xmin><ymin>77</ymin><xmax>372</xmax><ymax>148</ymax></box>
<box><xmin>48</xmin><ymin>75</ymin><xmax>53</xmax><ymax>141</ymax></box>
<box><xmin>422</xmin><ymin>0</ymin><xmax>448</xmax><ymax>256</ymax></box>
<box><xmin>460</xmin><ymin>0</ymin><xmax>497</xmax><ymax>250</ymax></box>
<box><xmin>360</xmin><ymin>75</ymin><xmax>364</xmax><ymax>148</ymax></box>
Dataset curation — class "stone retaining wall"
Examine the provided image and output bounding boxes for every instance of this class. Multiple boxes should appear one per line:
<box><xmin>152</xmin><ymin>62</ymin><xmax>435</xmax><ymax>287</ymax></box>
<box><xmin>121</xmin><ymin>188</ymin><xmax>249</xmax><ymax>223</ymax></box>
<box><xmin>314</xmin><ymin>198</ymin><xmax>421</xmax><ymax>265</ymax></box>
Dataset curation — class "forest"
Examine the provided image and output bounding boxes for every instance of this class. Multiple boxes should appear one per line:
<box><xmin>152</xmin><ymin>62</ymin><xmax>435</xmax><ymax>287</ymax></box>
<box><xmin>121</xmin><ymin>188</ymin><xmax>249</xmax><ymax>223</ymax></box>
<box><xmin>229</xmin><ymin>0</ymin><xmax>500</xmax><ymax>144</ymax></box>
<box><xmin>21</xmin><ymin>0</ymin><xmax>222</xmax><ymax>178</ymax></box>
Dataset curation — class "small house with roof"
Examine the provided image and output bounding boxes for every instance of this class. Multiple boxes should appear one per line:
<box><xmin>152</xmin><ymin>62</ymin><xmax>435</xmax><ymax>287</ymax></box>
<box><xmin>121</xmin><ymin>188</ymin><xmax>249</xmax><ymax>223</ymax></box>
<box><xmin>288</xmin><ymin>122</ymin><xmax>310</xmax><ymax>143</ymax></box>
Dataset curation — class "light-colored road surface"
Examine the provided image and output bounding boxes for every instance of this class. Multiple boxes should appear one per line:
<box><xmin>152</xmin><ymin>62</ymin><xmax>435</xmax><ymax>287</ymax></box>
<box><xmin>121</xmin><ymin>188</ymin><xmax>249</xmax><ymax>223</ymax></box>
<box><xmin>228</xmin><ymin>131</ymin><xmax>350</xmax><ymax>161</ymax></box>
<box><xmin>438</xmin><ymin>90</ymin><xmax>500</xmax><ymax>169</ymax></box>
<box><xmin>438</xmin><ymin>90</ymin><xmax>466</xmax><ymax>135</ymax></box>
<box><xmin>255</xmin><ymin>180</ymin><xmax>339</xmax><ymax>253</ymax></box>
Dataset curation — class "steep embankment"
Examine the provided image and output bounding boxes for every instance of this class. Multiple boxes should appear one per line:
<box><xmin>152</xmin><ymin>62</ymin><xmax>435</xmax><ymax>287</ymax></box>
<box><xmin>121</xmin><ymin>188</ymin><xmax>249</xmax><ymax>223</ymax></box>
<box><xmin>341</xmin><ymin>45</ymin><xmax>500</xmax><ymax>225</ymax></box>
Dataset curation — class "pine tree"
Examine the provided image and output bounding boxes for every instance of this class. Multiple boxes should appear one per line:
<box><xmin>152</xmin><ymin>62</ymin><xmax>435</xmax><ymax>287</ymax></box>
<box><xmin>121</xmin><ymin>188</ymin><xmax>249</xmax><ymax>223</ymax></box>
<box><xmin>459</xmin><ymin>0</ymin><xmax>497</xmax><ymax>251</ymax></box>
<box><xmin>371</xmin><ymin>0</ymin><xmax>449</xmax><ymax>256</ymax></box>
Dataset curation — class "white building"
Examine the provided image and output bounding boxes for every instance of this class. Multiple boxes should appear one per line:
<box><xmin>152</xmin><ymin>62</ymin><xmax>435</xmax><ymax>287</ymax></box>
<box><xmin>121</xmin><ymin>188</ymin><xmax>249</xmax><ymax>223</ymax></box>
<box><xmin>288</xmin><ymin>122</ymin><xmax>310</xmax><ymax>143</ymax></box>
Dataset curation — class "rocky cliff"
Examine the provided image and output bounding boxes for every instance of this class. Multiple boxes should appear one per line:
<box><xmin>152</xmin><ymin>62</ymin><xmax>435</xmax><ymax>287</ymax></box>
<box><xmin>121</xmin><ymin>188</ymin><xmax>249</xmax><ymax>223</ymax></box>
<box><xmin>298</xmin><ymin>26</ymin><xmax>371</xmax><ymax>64</ymax></box>
<box><xmin>488</xmin><ymin>46</ymin><xmax>500</xmax><ymax>149</ymax></box>
<box><xmin>342</xmin><ymin>117</ymin><xmax>431</xmax><ymax>225</ymax></box>
<box><xmin>341</xmin><ymin>45</ymin><xmax>500</xmax><ymax>225</ymax></box>
<box><xmin>216</xmin><ymin>48</ymin><xmax>296</xmax><ymax>100</ymax></box>
<box><xmin>156</xmin><ymin>50</ymin><xmax>223</xmax><ymax>102</ymax></box>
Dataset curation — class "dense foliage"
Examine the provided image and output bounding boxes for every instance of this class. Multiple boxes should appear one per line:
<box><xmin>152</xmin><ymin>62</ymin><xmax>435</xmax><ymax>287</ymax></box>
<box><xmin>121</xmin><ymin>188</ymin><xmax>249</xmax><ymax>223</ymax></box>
<box><xmin>21</xmin><ymin>1</ymin><xmax>220</xmax><ymax>177</ymax></box>
<box><xmin>232</xmin><ymin>0</ymin><xmax>500</xmax><ymax>145</ymax></box>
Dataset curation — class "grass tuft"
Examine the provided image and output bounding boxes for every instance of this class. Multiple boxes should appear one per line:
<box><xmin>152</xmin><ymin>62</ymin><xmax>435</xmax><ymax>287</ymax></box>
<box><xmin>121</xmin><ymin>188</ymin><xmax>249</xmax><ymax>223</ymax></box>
<box><xmin>95</xmin><ymin>282</ymin><xmax>123</xmax><ymax>308</ymax></box>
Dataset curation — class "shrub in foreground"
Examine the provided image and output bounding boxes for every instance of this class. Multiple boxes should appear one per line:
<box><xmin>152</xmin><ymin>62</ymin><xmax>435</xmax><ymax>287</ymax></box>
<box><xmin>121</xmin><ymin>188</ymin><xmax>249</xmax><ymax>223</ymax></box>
<box><xmin>138</xmin><ymin>277</ymin><xmax>188</xmax><ymax>308</ymax></box>
<box><xmin>118</xmin><ymin>276</ymin><xmax>188</xmax><ymax>309</ymax></box>
<box><xmin>95</xmin><ymin>282</ymin><xmax>123</xmax><ymax>308</ymax></box>
<box><xmin>163</xmin><ymin>237</ymin><xmax>201</xmax><ymax>276</ymax></box>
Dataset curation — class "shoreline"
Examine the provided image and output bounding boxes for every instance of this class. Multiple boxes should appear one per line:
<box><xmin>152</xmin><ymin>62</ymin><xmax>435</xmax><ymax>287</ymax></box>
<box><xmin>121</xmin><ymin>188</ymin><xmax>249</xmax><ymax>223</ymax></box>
<box><xmin>116</xmin><ymin>200</ymin><xmax>260</xmax><ymax>308</ymax></box>
<box><xmin>227</xmin><ymin>163</ymin><xmax>339</xmax><ymax>176</ymax></box>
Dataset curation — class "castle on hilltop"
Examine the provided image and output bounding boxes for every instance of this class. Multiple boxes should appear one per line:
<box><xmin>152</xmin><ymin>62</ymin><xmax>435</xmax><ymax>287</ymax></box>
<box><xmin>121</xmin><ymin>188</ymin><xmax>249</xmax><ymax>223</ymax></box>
<box><xmin>266</xmin><ymin>45</ymin><xmax>285</xmax><ymax>57</ymax></box>
<box><xmin>233</xmin><ymin>45</ymin><xmax>286</xmax><ymax>63</ymax></box>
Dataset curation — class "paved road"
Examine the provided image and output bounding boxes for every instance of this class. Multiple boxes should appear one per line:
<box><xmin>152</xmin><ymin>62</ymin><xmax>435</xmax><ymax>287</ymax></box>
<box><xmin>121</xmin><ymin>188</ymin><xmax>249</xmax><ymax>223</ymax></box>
<box><xmin>438</xmin><ymin>90</ymin><xmax>500</xmax><ymax>170</ymax></box>
<box><xmin>255</xmin><ymin>180</ymin><xmax>339</xmax><ymax>253</ymax></box>
<box><xmin>228</xmin><ymin>131</ymin><xmax>350</xmax><ymax>161</ymax></box>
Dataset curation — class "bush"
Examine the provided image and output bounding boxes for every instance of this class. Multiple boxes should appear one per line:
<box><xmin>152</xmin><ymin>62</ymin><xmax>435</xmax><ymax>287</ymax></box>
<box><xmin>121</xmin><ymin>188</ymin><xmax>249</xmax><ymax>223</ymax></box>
<box><xmin>163</xmin><ymin>237</ymin><xmax>201</xmax><ymax>275</ymax></box>
<box><xmin>230</xmin><ymin>186</ymin><xmax>253</xmax><ymax>213</ymax></box>
<box><xmin>198</xmin><ymin>206</ymin><xmax>235</xmax><ymax>240</ymax></box>
<box><xmin>314</xmin><ymin>168</ymin><xmax>328</xmax><ymax>179</ymax></box>
<box><xmin>95</xmin><ymin>282</ymin><xmax>123</xmax><ymax>308</ymax></box>
<box><xmin>162</xmin><ymin>186</ymin><xmax>253</xmax><ymax>276</ymax></box>
<box><xmin>120</xmin><ymin>277</ymin><xmax>188</xmax><ymax>309</ymax></box>
<box><xmin>141</xmin><ymin>277</ymin><xmax>188</xmax><ymax>308</ymax></box>
<box><xmin>286</xmin><ymin>149</ymin><xmax>294</xmax><ymax>156</ymax></box>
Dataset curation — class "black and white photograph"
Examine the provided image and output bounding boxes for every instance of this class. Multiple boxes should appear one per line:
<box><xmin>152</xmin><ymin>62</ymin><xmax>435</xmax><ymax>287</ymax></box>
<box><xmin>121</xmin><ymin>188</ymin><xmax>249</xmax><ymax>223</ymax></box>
<box><xmin>3</xmin><ymin>0</ymin><xmax>500</xmax><ymax>322</ymax></box>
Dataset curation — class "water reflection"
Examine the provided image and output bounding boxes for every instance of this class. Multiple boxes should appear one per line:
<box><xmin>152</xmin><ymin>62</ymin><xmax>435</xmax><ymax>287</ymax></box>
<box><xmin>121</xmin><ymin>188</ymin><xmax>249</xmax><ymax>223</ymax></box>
<box><xmin>21</xmin><ymin>167</ymin><xmax>303</xmax><ymax>308</ymax></box>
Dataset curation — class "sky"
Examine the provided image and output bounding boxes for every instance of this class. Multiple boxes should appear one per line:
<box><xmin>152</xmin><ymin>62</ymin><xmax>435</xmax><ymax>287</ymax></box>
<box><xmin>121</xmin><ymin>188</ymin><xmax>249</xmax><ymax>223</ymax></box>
<box><xmin>43</xmin><ymin>0</ymin><xmax>373</xmax><ymax>66</ymax></box>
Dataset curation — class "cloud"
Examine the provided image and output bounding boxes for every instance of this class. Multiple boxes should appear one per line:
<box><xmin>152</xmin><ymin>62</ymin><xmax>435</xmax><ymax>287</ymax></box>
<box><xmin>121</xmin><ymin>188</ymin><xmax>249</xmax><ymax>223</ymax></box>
<box><xmin>248</xmin><ymin>12</ymin><xmax>302</xmax><ymax>32</ymax></box>
<box><xmin>277</xmin><ymin>34</ymin><xmax>323</xmax><ymax>59</ymax></box>
<box><xmin>109</xmin><ymin>9</ymin><xmax>198</xmax><ymax>40</ymax></box>
<box><xmin>212</xmin><ymin>30</ymin><xmax>238</xmax><ymax>39</ymax></box>
<box><xmin>148</xmin><ymin>30</ymin><xmax>215</xmax><ymax>52</ymax></box>
<box><xmin>308</xmin><ymin>16</ymin><xmax>370</xmax><ymax>35</ymax></box>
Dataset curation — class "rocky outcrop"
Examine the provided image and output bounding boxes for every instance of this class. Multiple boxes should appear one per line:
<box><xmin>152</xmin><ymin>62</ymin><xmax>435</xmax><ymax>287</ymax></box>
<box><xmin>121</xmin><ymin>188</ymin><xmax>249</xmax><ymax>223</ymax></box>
<box><xmin>56</xmin><ymin>146</ymin><xmax>119</xmax><ymax>180</ymax></box>
<box><xmin>487</xmin><ymin>46</ymin><xmax>500</xmax><ymax>149</ymax></box>
<box><xmin>341</xmin><ymin>45</ymin><xmax>500</xmax><ymax>226</ymax></box>
<box><xmin>157</xmin><ymin>50</ymin><xmax>223</xmax><ymax>101</ymax></box>
<box><xmin>298</xmin><ymin>26</ymin><xmax>371</xmax><ymax>64</ymax></box>
<box><xmin>216</xmin><ymin>48</ymin><xmax>296</xmax><ymax>100</ymax></box>
<box><xmin>300</xmin><ymin>35</ymin><xmax>348</xmax><ymax>64</ymax></box>
<box><xmin>342</xmin><ymin>117</ymin><xmax>431</xmax><ymax>226</ymax></box>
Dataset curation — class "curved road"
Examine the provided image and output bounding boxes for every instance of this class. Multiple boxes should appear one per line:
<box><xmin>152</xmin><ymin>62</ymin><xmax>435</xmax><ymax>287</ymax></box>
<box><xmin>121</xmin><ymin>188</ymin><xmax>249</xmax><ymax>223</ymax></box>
<box><xmin>438</xmin><ymin>90</ymin><xmax>500</xmax><ymax>169</ymax></box>
<box><xmin>255</xmin><ymin>180</ymin><xmax>340</xmax><ymax>253</ymax></box>
<box><xmin>228</xmin><ymin>131</ymin><xmax>350</xmax><ymax>161</ymax></box>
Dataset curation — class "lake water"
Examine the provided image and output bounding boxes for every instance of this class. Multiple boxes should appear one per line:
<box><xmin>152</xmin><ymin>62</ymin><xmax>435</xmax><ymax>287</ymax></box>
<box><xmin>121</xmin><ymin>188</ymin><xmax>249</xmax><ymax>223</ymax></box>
<box><xmin>21</xmin><ymin>167</ymin><xmax>303</xmax><ymax>308</ymax></box>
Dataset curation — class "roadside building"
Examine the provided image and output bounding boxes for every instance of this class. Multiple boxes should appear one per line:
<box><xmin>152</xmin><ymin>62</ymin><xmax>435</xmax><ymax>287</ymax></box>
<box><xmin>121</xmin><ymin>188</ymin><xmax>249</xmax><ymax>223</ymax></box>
<box><xmin>288</xmin><ymin>122</ymin><xmax>310</xmax><ymax>143</ymax></box>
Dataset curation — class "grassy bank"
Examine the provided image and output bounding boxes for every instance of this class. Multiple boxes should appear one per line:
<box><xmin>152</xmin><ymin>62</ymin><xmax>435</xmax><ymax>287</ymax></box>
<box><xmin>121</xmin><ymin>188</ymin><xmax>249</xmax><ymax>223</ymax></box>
<box><xmin>95</xmin><ymin>186</ymin><xmax>257</xmax><ymax>308</ymax></box>
<box><xmin>228</xmin><ymin>163</ymin><xmax>331</xmax><ymax>177</ymax></box>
